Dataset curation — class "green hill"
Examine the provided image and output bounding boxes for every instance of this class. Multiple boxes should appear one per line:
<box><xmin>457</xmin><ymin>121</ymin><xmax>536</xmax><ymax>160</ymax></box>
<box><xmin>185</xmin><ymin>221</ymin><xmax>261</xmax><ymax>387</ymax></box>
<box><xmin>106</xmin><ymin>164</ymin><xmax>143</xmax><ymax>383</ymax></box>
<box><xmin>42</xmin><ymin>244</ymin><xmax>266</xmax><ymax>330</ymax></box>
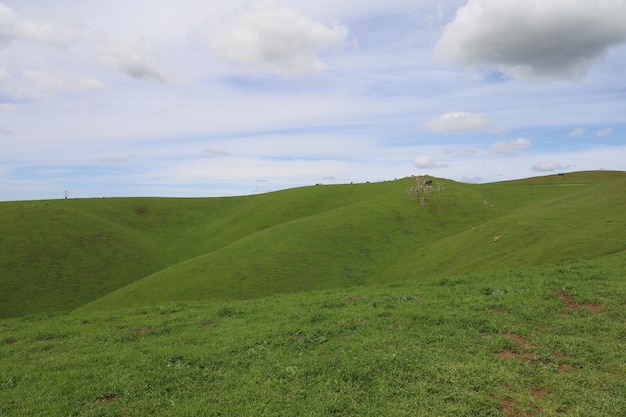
<box><xmin>1</xmin><ymin>171</ymin><xmax>625</xmax><ymax>416</ymax></box>
<box><xmin>1</xmin><ymin>254</ymin><xmax>625</xmax><ymax>416</ymax></box>
<box><xmin>1</xmin><ymin>171</ymin><xmax>624</xmax><ymax>317</ymax></box>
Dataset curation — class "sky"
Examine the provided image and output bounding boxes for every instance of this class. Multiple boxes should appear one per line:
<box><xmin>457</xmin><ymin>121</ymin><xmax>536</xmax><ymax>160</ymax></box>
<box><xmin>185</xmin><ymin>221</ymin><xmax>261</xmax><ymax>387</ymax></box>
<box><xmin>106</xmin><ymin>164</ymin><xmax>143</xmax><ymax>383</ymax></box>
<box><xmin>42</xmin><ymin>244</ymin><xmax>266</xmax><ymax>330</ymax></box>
<box><xmin>1</xmin><ymin>0</ymin><xmax>625</xmax><ymax>201</ymax></box>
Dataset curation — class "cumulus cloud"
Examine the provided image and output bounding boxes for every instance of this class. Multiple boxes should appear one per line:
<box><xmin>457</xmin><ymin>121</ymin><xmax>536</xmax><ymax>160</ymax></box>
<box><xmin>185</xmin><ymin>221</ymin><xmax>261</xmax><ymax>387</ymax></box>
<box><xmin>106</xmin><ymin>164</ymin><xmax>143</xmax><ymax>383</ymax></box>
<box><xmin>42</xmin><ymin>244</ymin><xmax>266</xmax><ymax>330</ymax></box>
<box><xmin>596</xmin><ymin>128</ymin><xmax>613</xmax><ymax>137</ymax></box>
<box><xmin>198</xmin><ymin>1</ymin><xmax>349</xmax><ymax>76</ymax></box>
<box><xmin>0</xmin><ymin>2</ymin><xmax>77</xmax><ymax>47</ymax></box>
<box><xmin>413</xmin><ymin>155</ymin><xmax>448</xmax><ymax>169</ymax></box>
<box><xmin>436</xmin><ymin>0</ymin><xmax>626</xmax><ymax>81</ymax></box>
<box><xmin>426</xmin><ymin>111</ymin><xmax>488</xmax><ymax>133</ymax></box>
<box><xmin>490</xmin><ymin>138</ymin><xmax>531</xmax><ymax>155</ymax></box>
<box><xmin>98</xmin><ymin>34</ymin><xmax>171</xmax><ymax>83</ymax></box>
<box><xmin>4</xmin><ymin>69</ymin><xmax>107</xmax><ymax>100</ymax></box>
<box><xmin>531</xmin><ymin>161</ymin><xmax>566</xmax><ymax>172</ymax></box>
<box><xmin>569</xmin><ymin>128</ymin><xmax>585</xmax><ymax>137</ymax></box>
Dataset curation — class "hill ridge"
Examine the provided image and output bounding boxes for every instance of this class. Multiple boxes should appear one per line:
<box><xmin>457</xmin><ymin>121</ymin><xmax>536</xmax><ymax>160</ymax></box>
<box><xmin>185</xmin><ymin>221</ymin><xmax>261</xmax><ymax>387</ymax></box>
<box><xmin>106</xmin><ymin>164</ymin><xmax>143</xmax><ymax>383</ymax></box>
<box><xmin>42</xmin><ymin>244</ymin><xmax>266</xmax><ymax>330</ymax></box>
<box><xmin>1</xmin><ymin>171</ymin><xmax>624</xmax><ymax>317</ymax></box>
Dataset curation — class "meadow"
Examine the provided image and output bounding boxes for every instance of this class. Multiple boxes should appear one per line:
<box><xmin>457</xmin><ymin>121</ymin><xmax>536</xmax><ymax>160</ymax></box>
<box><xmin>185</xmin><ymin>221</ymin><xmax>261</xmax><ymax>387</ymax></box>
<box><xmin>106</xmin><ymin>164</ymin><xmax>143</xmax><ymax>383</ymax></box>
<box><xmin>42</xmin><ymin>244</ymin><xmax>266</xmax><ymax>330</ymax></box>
<box><xmin>1</xmin><ymin>171</ymin><xmax>625</xmax><ymax>416</ymax></box>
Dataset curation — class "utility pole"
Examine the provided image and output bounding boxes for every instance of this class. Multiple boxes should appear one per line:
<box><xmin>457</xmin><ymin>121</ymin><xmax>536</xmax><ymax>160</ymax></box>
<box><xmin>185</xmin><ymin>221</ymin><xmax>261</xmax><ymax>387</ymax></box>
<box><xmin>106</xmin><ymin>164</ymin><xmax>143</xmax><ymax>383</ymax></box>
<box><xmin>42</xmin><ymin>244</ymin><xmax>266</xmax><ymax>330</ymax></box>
<box><xmin>64</xmin><ymin>190</ymin><xmax>68</xmax><ymax>199</ymax></box>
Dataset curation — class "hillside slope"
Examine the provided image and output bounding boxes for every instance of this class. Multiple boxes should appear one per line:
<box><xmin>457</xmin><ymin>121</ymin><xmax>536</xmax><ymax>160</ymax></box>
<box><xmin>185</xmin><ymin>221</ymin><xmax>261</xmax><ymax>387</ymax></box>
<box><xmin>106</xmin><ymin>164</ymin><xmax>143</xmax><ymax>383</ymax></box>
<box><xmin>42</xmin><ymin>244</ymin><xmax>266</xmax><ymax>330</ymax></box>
<box><xmin>77</xmin><ymin>171</ymin><xmax>626</xmax><ymax>313</ymax></box>
<box><xmin>386</xmin><ymin>171</ymin><xmax>626</xmax><ymax>278</ymax></box>
<box><xmin>2</xmin><ymin>171</ymin><xmax>624</xmax><ymax>317</ymax></box>
<box><xmin>0</xmin><ymin>183</ymin><xmax>404</xmax><ymax>317</ymax></box>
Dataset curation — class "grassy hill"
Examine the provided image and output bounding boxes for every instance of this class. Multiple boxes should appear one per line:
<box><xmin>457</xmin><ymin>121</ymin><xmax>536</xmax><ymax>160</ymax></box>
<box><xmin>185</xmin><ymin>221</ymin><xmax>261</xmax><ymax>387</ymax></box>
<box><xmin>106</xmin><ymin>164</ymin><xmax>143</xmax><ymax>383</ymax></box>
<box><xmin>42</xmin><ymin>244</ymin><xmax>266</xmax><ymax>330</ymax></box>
<box><xmin>1</xmin><ymin>171</ymin><xmax>625</xmax><ymax>317</ymax></box>
<box><xmin>1</xmin><ymin>170</ymin><xmax>625</xmax><ymax>416</ymax></box>
<box><xmin>1</xmin><ymin>255</ymin><xmax>624</xmax><ymax>416</ymax></box>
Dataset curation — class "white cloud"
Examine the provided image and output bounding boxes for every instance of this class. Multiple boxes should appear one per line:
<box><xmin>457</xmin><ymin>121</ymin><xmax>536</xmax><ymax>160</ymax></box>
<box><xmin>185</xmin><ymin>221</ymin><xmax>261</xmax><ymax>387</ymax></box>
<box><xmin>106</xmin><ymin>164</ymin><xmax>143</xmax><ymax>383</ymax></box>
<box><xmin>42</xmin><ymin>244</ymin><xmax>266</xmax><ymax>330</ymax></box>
<box><xmin>413</xmin><ymin>155</ymin><xmax>448</xmax><ymax>169</ymax></box>
<box><xmin>436</xmin><ymin>0</ymin><xmax>626</xmax><ymax>81</ymax></box>
<box><xmin>569</xmin><ymin>128</ymin><xmax>585</xmax><ymax>137</ymax></box>
<box><xmin>426</xmin><ymin>111</ymin><xmax>488</xmax><ymax>134</ymax></box>
<box><xmin>5</xmin><ymin>69</ymin><xmax>107</xmax><ymax>100</ymax></box>
<box><xmin>490</xmin><ymin>138</ymin><xmax>531</xmax><ymax>155</ymax></box>
<box><xmin>97</xmin><ymin>34</ymin><xmax>171</xmax><ymax>83</ymax></box>
<box><xmin>596</xmin><ymin>128</ymin><xmax>613</xmax><ymax>137</ymax></box>
<box><xmin>74</xmin><ymin>76</ymin><xmax>109</xmax><ymax>92</ymax></box>
<box><xmin>531</xmin><ymin>161</ymin><xmax>566</xmax><ymax>172</ymax></box>
<box><xmin>198</xmin><ymin>1</ymin><xmax>349</xmax><ymax>76</ymax></box>
<box><xmin>0</xmin><ymin>2</ymin><xmax>77</xmax><ymax>47</ymax></box>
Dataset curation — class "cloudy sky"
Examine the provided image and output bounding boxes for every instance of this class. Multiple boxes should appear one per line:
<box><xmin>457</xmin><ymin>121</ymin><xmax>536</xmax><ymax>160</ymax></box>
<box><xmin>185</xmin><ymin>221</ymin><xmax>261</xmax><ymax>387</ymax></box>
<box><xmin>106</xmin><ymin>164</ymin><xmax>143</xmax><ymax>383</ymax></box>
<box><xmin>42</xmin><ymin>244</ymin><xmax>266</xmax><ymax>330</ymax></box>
<box><xmin>1</xmin><ymin>0</ymin><xmax>625</xmax><ymax>200</ymax></box>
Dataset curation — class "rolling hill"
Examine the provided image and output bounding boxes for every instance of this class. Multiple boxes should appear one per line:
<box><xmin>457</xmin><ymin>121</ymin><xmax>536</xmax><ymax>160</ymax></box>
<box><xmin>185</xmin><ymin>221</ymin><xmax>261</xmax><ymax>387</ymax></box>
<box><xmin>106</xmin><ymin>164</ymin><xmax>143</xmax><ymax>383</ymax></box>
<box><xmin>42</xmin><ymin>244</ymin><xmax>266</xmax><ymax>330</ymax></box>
<box><xmin>1</xmin><ymin>171</ymin><xmax>624</xmax><ymax>317</ymax></box>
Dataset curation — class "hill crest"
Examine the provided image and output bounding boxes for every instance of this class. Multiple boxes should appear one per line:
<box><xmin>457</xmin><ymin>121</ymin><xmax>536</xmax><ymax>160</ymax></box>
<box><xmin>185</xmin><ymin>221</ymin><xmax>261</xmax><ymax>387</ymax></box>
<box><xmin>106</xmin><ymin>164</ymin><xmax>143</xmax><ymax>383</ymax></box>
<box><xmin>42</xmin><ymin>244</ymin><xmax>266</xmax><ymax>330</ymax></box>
<box><xmin>1</xmin><ymin>171</ymin><xmax>624</xmax><ymax>317</ymax></box>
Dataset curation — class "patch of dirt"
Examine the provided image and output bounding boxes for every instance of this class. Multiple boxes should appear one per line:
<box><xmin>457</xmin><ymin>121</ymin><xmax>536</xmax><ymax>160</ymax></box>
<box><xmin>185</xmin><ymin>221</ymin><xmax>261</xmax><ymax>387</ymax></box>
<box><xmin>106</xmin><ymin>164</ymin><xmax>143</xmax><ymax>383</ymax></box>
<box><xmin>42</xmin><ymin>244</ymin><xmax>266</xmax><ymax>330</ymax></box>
<box><xmin>135</xmin><ymin>207</ymin><xmax>148</xmax><ymax>217</ymax></box>
<box><xmin>499</xmin><ymin>398</ymin><xmax>514</xmax><ymax>416</ymax></box>
<box><xmin>497</xmin><ymin>397</ymin><xmax>535</xmax><ymax>417</ymax></box>
<box><xmin>494</xmin><ymin>347</ymin><xmax>536</xmax><ymax>364</ymax></box>
<box><xmin>532</xmin><ymin>389</ymin><xmax>547</xmax><ymax>399</ymax></box>
<box><xmin>200</xmin><ymin>321</ymin><xmax>216</xmax><ymax>327</ymax></box>
<box><xmin>490</xmin><ymin>307</ymin><xmax>508</xmax><ymax>313</ymax></box>
<box><xmin>556</xmin><ymin>290</ymin><xmax>603</xmax><ymax>313</ymax></box>
<box><xmin>502</xmin><ymin>333</ymin><xmax>530</xmax><ymax>348</ymax></box>
<box><xmin>131</xmin><ymin>327</ymin><xmax>151</xmax><ymax>333</ymax></box>
<box><xmin>4</xmin><ymin>338</ymin><xmax>17</xmax><ymax>344</ymax></box>
<box><xmin>346</xmin><ymin>296</ymin><xmax>364</xmax><ymax>302</ymax></box>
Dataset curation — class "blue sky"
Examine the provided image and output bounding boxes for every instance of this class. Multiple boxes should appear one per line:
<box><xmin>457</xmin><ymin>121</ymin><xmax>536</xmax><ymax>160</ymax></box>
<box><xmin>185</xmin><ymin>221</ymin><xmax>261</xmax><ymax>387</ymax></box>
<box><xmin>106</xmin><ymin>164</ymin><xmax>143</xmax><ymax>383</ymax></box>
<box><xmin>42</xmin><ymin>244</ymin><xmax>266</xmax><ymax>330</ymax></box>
<box><xmin>1</xmin><ymin>0</ymin><xmax>625</xmax><ymax>200</ymax></box>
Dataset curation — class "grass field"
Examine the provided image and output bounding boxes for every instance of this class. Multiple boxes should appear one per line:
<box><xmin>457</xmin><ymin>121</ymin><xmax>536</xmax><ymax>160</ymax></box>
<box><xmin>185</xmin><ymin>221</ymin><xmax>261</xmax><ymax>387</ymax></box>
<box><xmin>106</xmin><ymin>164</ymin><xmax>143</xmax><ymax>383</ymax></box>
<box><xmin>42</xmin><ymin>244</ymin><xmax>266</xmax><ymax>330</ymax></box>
<box><xmin>2</xmin><ymin>171</ymin><xmax>624</xmax><ymax>317</ymax></box>
<box><xmin>1</xmin><ymin>171</ymin><xmax>625</xmax><ymax>416</ymax></box>
<box><xmin>1</xmin><ymin>255</ymin><xmax>624</xmax><ymax>416</ymax></box>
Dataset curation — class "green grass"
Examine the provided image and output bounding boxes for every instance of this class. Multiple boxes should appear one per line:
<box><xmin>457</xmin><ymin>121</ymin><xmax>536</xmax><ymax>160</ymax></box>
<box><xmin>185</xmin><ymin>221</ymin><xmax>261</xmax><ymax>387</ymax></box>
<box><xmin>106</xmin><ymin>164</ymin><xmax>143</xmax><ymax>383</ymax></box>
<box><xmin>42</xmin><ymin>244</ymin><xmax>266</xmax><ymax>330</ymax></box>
<box><xmin>1</xmin><ymin>171</ymin><xmax>625</xmax><ymax>415</ymax></box>
<box><xmin>0</xmin><ymin>181</ymin><xmax>403</xmax><ymax>317</ymax></box>
<box><xmin>1</xmin><ymin>171</ymin><xmax>625</xmax><ymax>317</ymax></box>
<box><xmin>77</xmin><ymin>171</ymin><xmax>626</xmax><ymax>313</ymax></box>
<box><xmin>1</xmin><ymin>255</ymin><xmax>624</xmax><ymax>416</ymax></box>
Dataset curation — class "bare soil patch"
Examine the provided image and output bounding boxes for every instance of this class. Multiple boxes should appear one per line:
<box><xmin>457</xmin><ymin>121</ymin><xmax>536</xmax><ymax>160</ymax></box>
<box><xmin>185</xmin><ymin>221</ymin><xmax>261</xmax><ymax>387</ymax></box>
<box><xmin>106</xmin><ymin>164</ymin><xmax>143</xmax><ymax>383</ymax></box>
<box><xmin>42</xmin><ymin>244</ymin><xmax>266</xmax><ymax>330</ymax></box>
<box><xmin>494</xmin><ymin>347</ymin><xmax>536</xmax><ymax>364</ymax></box>
<box><xmin>531</xmin><ymin>389</ymin><xmax>547</xmax><ymax>399</ymax></box>
<box><xmin>556</xmin><ymin>290</ymin><xmax>603</xmax><ymax>313</ymax></box>
<box><xmin>200</xmin><ymin>321</ymin><xmax>216</xmax><ymax>327</ymax></box>
<box><xmin>497</xmin><ymin>397</ymin><xmax>536</xmax><ymax>417</ymax></box>
<box><xmin>502</xmin><ymin>333</ymin><xmax>530</xmax><ymax>348</ymax></box>
<box><xmin>4</xmin><ymin>338</ymin><xmax>17</xmax><ymax>344</ymax></box>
